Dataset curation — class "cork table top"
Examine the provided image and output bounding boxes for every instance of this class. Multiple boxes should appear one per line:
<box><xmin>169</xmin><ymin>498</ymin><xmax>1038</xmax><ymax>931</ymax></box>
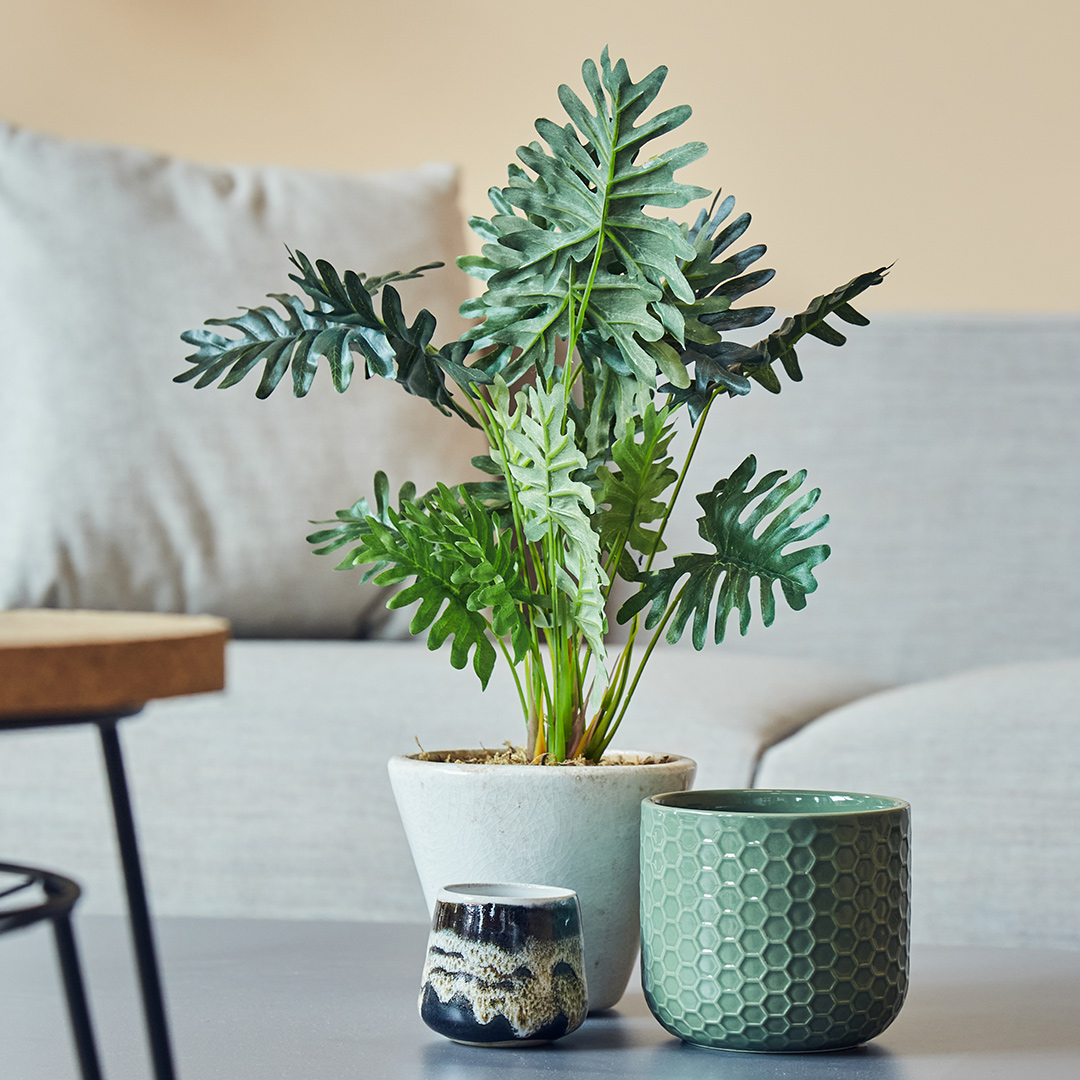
<box><xmin>0</xmin><ymin>609</ymin><xmax>229</xmax><ymax>722</ymax></box>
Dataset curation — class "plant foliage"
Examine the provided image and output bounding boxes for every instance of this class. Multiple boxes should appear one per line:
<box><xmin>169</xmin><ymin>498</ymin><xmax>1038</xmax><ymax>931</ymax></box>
<box><xmin>177</xmin><ymin>253</ymin><xmax>487</xmax><ymax>423</ymax></box>
<box><xmin>617</xmin><ymin>455</ymin><xmax>830</xmax><ymax>648</ymax></box>
<box><xmin>176</xmin><ymin>48</ymin><xmax>887</xmax><ymax>762</ymax></box>
<box><xmin>325</xmin><ymin>477</ymin><xmax>534</xmax><ymax>687</ymax></box>
<box><xmin>594</xmin><ymin>404</ymin><xmax>678</xmax><ymax>580</ymax></box>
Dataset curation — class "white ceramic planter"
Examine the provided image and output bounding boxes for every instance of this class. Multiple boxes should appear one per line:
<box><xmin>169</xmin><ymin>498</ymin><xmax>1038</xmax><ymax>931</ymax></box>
<box><xmin>387</xmin><ymin>750</ymin><xmax>696</xmax><ymax>1010</ymax></box>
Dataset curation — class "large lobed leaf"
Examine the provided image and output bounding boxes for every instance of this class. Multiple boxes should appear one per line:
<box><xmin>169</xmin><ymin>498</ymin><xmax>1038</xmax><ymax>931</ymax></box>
<box><xmin>491</xmin><ymin>379</ymin><xmax>608</xmax><ymax>672</ymax></box>
<box><xmin>664</xmin><ymin>264</ymin><xmax>889</xmax><ymax>421</ymax></box>
<box><xmin>317</xmin><ymin>475</ymin><xmax>534</xmax><ymax>686</ymax></box>
<box><xmin>460</xmin><ymin>49</ymin><xmax>708</xmax><ymax>398</ymax></box>
<box><xmin>743</xmin><ymin>266</ymin><xmax>890</xmax><ymax>391</ymax></box>
<box><xmin>177</xmin><ymin>252</ymin><xmax>489</xmax><ymax>425</ymax></box>
<box><xmin>594</xmin><ymin>404</ymin><xmax>678</xmax><ymax>580</ymax></box>
<box><xmin>177</xmin><ymin>292</ymin><xmax>385</xmax><ymax>398</ymax></box>
<box><xmin>618</xmin><ymin>455</ymin><xmax>830</xmax><ymax>647</ymax></box>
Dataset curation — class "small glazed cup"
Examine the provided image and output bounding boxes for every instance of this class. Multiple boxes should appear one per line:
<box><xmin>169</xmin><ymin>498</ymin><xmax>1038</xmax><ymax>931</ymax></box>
<box><xmin>419</xmin><ymin>883</ymin><xmax>588</xmax><ymax>1046</ymax></box>
<box><xmin>640</xmin><ymin>789</ymin><xmax>910</xmax><ymax>1053</ymax></box>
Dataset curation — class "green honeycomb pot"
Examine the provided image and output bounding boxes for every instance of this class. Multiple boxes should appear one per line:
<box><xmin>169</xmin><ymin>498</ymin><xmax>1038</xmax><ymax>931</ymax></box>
<box><xmin>640</xmin><ymin>789</ymin><xmax>910</xmax><ymax>1053</ymax></box>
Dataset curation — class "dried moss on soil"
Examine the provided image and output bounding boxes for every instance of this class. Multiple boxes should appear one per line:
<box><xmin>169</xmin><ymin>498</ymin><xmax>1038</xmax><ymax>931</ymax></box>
<box><xmin>411</xmin><ymin>745</ymin><xmax>677</xmax><ymax>766</ymax></box>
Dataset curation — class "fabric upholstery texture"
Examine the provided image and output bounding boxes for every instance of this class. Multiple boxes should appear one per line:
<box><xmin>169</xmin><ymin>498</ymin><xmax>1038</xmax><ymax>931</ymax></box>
<box><xmin>756</xmin><ymin>659</ymin><xmax>1080</xmax><ymax>949</ymax></box>
<box><xmin>0</xmin><ymin>641</ymin><xmax>886</xmax><ymax>920</ymax></box>
<box><xmin>0</xmin><ymin>121</ymin><xmax>484</xmax><ymax>637</ymax></box>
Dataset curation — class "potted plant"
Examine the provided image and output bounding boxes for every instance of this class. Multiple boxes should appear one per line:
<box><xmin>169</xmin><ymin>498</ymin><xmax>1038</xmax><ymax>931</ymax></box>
<box><xmin>176</xmin><ymin>49</ymin><xmax>885</xmax><ymax>1008</ymax></box>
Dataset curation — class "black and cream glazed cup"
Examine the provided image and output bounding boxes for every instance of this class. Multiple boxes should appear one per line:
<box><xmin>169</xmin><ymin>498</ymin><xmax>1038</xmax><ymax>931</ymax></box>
<box><xmin>419</xmin><ymin>883</ymin><xmax>588</xmax><ymax>1046</ymax></box>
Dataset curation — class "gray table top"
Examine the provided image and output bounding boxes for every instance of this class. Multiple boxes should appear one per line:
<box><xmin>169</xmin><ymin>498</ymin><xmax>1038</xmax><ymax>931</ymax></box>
<box><xmin>2</xmin><ymin>916</ymin><xmax>1079</xmax><ymax>1079</ymax></box>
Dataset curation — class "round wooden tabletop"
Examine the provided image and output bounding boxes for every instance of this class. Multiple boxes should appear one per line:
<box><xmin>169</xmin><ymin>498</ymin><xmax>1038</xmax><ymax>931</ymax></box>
<box><xmin>0</xmin><ymin>610</ymin><xmax>229</xmax><ymax>721</ymax></box>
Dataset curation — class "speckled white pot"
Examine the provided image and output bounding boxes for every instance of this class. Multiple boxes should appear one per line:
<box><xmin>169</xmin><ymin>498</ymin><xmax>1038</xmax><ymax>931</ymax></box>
<box><xmin>387</xmin><ymin>750</ymin><xmax>696</xmax><ymax>1011</ymax></box>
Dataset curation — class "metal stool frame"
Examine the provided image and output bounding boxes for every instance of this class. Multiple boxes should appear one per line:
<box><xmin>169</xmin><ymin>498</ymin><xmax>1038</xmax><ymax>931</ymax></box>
<box><xmin>1</xmin><ymin>862</ymin><xmax>104</xmax><ymax>1080</ymax></box>
<box><xmin>1</xmin><ymin>708</ymin><xmax>177</xmax><ymax>1080</ymax></box>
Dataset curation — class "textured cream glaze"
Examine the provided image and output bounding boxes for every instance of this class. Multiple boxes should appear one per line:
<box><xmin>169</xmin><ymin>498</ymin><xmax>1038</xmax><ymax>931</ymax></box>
<box><xmin>420</xmin><ymin>927</ymin><xmax>587</xmax><ymax>1037</ymax></box>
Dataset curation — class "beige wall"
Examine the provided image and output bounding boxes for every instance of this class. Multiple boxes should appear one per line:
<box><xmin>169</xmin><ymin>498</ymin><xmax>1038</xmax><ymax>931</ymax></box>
<box><xmin>1</xmin><ymin>0</ymin><xmax>1076</xmax><ymax>313</ymax></box>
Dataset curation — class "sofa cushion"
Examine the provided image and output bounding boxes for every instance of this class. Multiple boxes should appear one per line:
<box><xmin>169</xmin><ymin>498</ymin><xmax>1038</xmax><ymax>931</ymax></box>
<box><xmin>0</xmin><ymin>641</ymin><xmax>885</xmax><ymax>920</ymax></box>
<box><xmin>0</xmin><ymin>121</ymin><xmax>484</xmax><ymax>637</ymax></box>
<box><xmin>756</xmin><ymin>658</ymin><xmax>1080</xmax><ymax>949</ymax></box>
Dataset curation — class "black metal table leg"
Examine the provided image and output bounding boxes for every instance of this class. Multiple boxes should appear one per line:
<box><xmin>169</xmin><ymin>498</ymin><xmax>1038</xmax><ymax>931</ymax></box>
<box><xmin>1</xmin><ymin>864</ymin><xmax>105</xmax><ymax>1080</ymax></box>
<box><xmin>51</xmin><ymin>911</ymin><xmax>105</xmax><ymax>1080</ymax></box>
<box><xmin>97</xmin><ymin>719</ymin><xmax>177</xmax><ymax>1080</ymax></box>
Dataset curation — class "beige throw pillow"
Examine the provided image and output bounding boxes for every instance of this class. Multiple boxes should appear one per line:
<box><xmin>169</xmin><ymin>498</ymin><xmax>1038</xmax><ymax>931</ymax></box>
<box><xmin>0</xmin><ymin>122</ymin><xmax>484</xmax><ymax>636</ymax></box>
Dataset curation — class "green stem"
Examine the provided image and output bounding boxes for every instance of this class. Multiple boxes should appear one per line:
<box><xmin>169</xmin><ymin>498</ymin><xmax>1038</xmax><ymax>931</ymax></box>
<box><xmin>592</xmin><ymin>391</ymin><xmax>721</xmax><ymax>754</ymax></box>
<box><xmin>473</xmin><ymin>390</ymin><xmax>552</xmax><ymax>726</ymax></box>
<box><xmin>546</xmin><ymin>531</ymin><xmax>569</xmax><ymax>760</ymax></box>
<box><xmin>562</xmin><ymin>265</ymin><xmax>577</xmax><ymax>396</ymax></box>
<box><xmin>601</xmin><ymin>527</ymin><xmax>630</xmax><ymax>604</ymax></box>
<box><xmin>644</xmin><ymin>387</ymin><xmax>722</xmax><ymax>575</ymax></box>
<box><xmin>495</xmin><ymin>633</ymin><xmax>529</xmax><ymax>724</ymax></box>
<box><xmin>594</xmin><ymin>582</ymin><xmax>687</xmax><ymax>757</ymax></box>
<box><xmin>564</xmin><ymin>238</ymin><xmax>602</xmax><ymax>383</ymax></box>
<box><xmin>581</xmin><ymin>618</ymin><xmax>638</xmax><ymax>758</ymax></box>
<box><xmin>562</xmin><ymin>86</ymin><xmax>619</xmax><ymax>391</ymax></box>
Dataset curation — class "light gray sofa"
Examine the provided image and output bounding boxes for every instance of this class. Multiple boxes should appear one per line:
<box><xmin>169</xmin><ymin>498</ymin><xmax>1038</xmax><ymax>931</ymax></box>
<box><xmin>1</xmin><ymin>122</ymin><xmax>1077</xmax><ymax>949</ymax></box>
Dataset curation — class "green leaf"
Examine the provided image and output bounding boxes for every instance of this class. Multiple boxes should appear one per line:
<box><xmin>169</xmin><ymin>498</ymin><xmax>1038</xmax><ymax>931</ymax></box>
<box><xmin>460</xmin><ymin>271</ymin><xmax>569</xmax><ymax>383</ymax></box>
<box><xmin>492</xmin><ymin>379</ymin><xmax>608</xmax><ymax>668</ymax></box>
<box><xmin>177</xmin><ymin>293</ymin><xmax>393</xmax><ymax>397</ymax></box>
<box><xmin>647</xmin><ymin>190</ymin><xmax>779</xmax><ymax>420</ymax></box>
<box><xmin>286</xmin><ymin>249</ymin><xmax>443</xmax><ymax>319</ymax></box>
<box><xmin>742</xmin><ymin>266</ymin><xmax>890</xmax><ymax>390</ymax></box>
<box><xmin>662</xmin><ymin>262</ymin><xmax>889</xmax><ymax>420</ymax></box>
<box><xmin>660</xmin><ymin>343</ymin><xmax>754</xmax><ymax>424</ymax></box>
<box><xmin>322</xmin><ymin>479</ymin><xmax>535</xmax><ymax>687</ymax></box>
<box><xmin>379</xmin><ymin>287</ymin><xmax>482</xmax><ymax>423</ymax></box>
<box><xmin>462</xmin><ymin>264</ymin><xmax>672</xmax><ymax>391</ymax></box>
<box><xmin>463</xmin><ymin>48</ymin><xmax>709</xmax><ymax>393</ymax></box>
<box><xmin>305</xmin><ymin>471</ymin><xmax>415</xmax><ymax>557</ymax></box>
<box><xmin>676</xmin><ymin>192</ymin><xmax>775</xmax><ymax>308</ymax></box>
<box><xmin>177</xmin><ymin>251</ymin><xmax>488</xmax><ymax>424</ymax></box>
<box><xmin>617</xmin><ymin>455</ymin><xmax>829</xmax><ymax>647</ymax></box>
<box><xmin>594</xmin><ymin>404</ymin><xmax>678</xmax><ymax>578</ymax></box>
<box><xmin>575</xmin><ymin>347</ymin><xmax>651</xmax><ymax>458</ymax></box>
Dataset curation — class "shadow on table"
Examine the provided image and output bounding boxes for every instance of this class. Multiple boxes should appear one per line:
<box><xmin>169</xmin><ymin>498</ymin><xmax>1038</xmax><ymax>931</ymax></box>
<box><xmin>421</xmin><ymin>1040</ymin><xmax>898</xmax><ymax>1080</ymax></box>
<box><xmin>418</xmin><ymin>1008</ymin><xmax>645</xmax><ymax>1077</ymax></box>
<box><xmin>640</xmin><ymin>1042</ymin><xmax>898</xmax><ymax>1080</ymax></box>
<box><xmin>421</xmin><ymin>1005</ymin><xmax>902</xmax><ymax>1080</ymax></box>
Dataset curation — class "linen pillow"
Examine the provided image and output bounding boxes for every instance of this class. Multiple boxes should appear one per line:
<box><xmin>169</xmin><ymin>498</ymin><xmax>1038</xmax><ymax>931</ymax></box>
<box><xmin>0</xmin><ymin>121</ymin><xmax>484</xmax><ymax>636</ymax></box>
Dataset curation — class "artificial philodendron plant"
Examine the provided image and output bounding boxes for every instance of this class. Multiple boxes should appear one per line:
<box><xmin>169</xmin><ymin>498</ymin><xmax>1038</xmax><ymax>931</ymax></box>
<box><xmin>178</xmin><ymin>50</ymin><xmax>886</xmax><ymax>764</ymax></box>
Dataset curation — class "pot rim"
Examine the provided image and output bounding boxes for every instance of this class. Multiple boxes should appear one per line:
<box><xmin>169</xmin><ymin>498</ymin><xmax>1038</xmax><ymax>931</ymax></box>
<box><xmin>645</xmin><ymin>788</ymin><xmax>909</xmax><ymax>817</ymax></box>
<box><xmin>389</xmin><ymin>749</ymin><xmax>697</xmax><ymax>771</ymax></box>
<box><xmin>436</xmin><ymin>882</ymin><xmax>578</xmax><ymax>906</ymax></box>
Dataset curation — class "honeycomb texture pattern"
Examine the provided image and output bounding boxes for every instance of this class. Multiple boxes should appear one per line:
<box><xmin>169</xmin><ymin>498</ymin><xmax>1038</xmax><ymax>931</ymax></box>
<box><xmin>640</xmin><ymin>800</ymin><xmax>909</xmax><ymax>1052</ymax></box>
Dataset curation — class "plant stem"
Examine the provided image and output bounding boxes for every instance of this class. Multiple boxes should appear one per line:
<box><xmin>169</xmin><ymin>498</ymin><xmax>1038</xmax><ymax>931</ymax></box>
<box><xmin>601</xmin><ymin>527</ymin><xmax>630</xmax><ymax>604</ymax></box>
<box><xmin>564</xmin><ymin>264</ymin><xmax>576</xmax><ymax>395</ymax></box>
<box><xmin>473</xmin><ymin>390</ymin><xmax>553</xmax><ymax>730</ymax></box>
<box><xmin>579</xmin><ymin>618</ymin><xmax>637</xmax><ymax>758</ymax></box>
<box><xmin>643</xmin><ymin>387</ymin><xmax>722</xmax><ymax>575</ymax></box>
<box><xmin>495</xmin><ymin>634</ymin><xmax>529</xmax><ymax>722</ymax></box>
<box><xmin>562</xmin><ymin>86</ymin><xmax>619</xmax><ymax>392</ymax></box>
<box><xmin>588</xmin><ymin>391</ymin><xmax>720</xmax><ymax>756</ymax></box>
<box><xmin>594</xmin><ymin>582</ymin><xmax>687</xmax><ymax>757</ymax></box>
<box><xmin>546</xmin><ymin>531</ymin><xmax>568</xmax><ymax>760</ymax></box>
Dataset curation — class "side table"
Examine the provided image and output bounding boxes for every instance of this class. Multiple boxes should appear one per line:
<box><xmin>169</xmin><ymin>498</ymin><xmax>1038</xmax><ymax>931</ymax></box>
<box><xmin>0</xmin><ymin>609</ymin><xmax>229</xmax><ymax>1080</ymax></box>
